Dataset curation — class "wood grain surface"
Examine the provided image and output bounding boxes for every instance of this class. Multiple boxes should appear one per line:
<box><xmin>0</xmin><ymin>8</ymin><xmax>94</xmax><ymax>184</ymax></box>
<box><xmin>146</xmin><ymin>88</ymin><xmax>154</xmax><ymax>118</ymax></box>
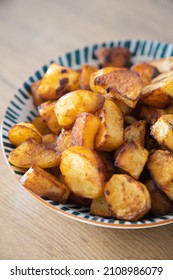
<box><xmin>0</xmin><ymin>0</ymin><xmax>173</xmax><ymax>260</ymax></box>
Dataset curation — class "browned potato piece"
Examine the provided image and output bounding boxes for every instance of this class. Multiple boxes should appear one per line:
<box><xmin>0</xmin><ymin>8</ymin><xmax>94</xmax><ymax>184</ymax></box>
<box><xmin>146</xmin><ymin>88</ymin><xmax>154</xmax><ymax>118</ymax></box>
<box><xmin>8</xmin><ymin>122</ymin><xmax>42</xmax><ymax>147</ymax></box>
<box><xmin>95</xmin><ymin>99</ymin><xmax>124</xmax><ymax>151</ymax></box>
<box><xmin>72</xmin><ymin>113</ymin><xmax>101</xmax><ymax>149</ymax></box>
<box><xmin>30</xmin><ymin>80</ymin><xmax>44</xmax><ymax>107</ymax></box>
<box><xmin>91</xmin><ymin>69</ymin><xmax>143</xmax><ymax>108</ymax></box>
<box><xmin>131</xmin><ymin>62</ymin><xmax>159</xmax><ymax>85</ymax></box>
<box><xmin>20</xmin><ymin>165</ymin><xmax>70</xmax><ymax>203</ymax></box>
<box><xmin>147</xmin><ymin>150</ymin><xmax>173</xmax><ymax>200</ymax></box>
<box><xmin>32</xmin><ymin>116</ymin><xmax>50</xmax><ymax>135</ymax></box>
<box><xmin>140</xmin><ymin>71</ymin><xmax>173</xmax><ymax>108</ymax></box>
<box><xmin>90</xmin><ymin>193</ymin><xmax>114</xmax><ymax>217</ymax></box>
<box><xmin>55</xmin><ymin>129</ymin><xmax>73</xmax><ymax>153</ymax></box>
<box><xmin>124</xmin><ymin>120</ymin><xmax>146</xmax><ymax>146</ymax></box>
<box><xmin>139</xmin><ymin>105</ymin><xmax>166</xmax><ymax>125</ymax></box>
<box><xmin>115</xmin><ymin>140</ymin><xmax>149</xmax><ymax>180</ymax></box>
<box><xmin>151</xmin><ymin>114</ymin><xmax>173</xmax><ymax>151</ymax></box>
<box><xmin>148</xmin><ymin>57</ymin><xmax>173</xmax><ymax>73</ymax></box>
<box><xmin>95</xmin><ymin>47</ymin><xmax>131</xmax><ymax>68</ymax></box>
<box><xmin>60</xmin><ymin>146</ymin><xmax>107</xmax><ymax>199</ymax></box>
<box><xmin>114</xmin><ymin>99</ymin><xmax>132</xmax><ymax>115</ymax></box>
<box><xmin>80</xmin><ymin>64</ymin><xmax>98</xmax><ymax>90</ymax></box>
<box><xmin>165</xmin><ymin>104</ymin><xmax>173</xmax><ymax>114</ymax></box>
<box><xmin>145</xmin><ymin>179</ymin><xmax>173</xmax><ymax>216</ymax></box>
<box><xmin>54</xmin><ymin>90</ymin><xmax>105</xmax><ymax>128</ymax></box>
<box><xmin>68</xmin><ymin>192</ymin><xmax>91</xmax><ymax>207</ymax></box>
<box><xmin>38</xmin><ymin>101</ymin><xmax>61</xmax><ymax>134</ymax></box>
<box><xmin>42</xmin><ymin>134</ymin><xmax>57</xmax><ymax>149</ymax></box>
<box><xmin>97</xmin><ymin>151</ymin><xmax>115</xmax><ymax>178</ymax></box>
<box><xmin>38</xmin><ymin>63</ymin><xmax>80</xmax><ymax>100</ymax></box>
<box><xmin>9</xmin><ymin>138</ymin><xmax>61</xmax><ymax>168</ymax></box>
<box><xmin>105</xmin><ymin>174</ymin><xmax>151</xmax><ymax>221</ymax></box>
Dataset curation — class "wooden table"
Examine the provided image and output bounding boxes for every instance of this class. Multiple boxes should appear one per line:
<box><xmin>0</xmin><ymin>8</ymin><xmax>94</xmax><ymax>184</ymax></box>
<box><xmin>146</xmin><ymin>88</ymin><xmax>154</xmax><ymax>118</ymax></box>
<box><xmin>1</xmin><ymin>0</ymin><xmax>173</xmax><ymax>260</ymax></box>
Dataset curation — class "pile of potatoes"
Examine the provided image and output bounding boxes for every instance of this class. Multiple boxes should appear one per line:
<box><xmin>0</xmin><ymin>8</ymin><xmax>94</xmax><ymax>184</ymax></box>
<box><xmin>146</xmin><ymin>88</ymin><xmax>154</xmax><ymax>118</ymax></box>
<box><xmin>8</xmin><ymin>46</ymin><xmax>173</xmax><ymax>221</ymax></box>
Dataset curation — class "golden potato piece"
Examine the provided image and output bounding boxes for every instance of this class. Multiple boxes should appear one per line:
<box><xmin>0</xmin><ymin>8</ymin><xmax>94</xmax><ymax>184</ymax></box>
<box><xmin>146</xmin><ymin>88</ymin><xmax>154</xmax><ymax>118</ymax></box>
<box><xmin>131</xmin><ymin>62</ymin><xmax>159</xmax><ymax>85</ymax></box>
<box><xmin>38</xmin><ymin>101</ymin><xmax>61</xmax><ymax>134</ymax></box>
<box><xmin>124</xmin><ymin>120</ymin><xmax>146</xmax><ymax>146</ymax></box>
<box><xmin>90</xmin><ymin>193</ymin><xmax>114</xmax><ymax>217</ymax></box>
<box><xmin>115</xmin><ymin>140</ymin><xmax>149</xmax><ymax>180</ymax></box>
<box><xmin>139</xmin><ymin>105</ymin><xmax>166</xmax><ymax>125</ymax></box>
<box><xmin>148</xmin><ymin>57</ymin><xmax>173</xmax><ymax>73</ymax></box>
<box><xmin>55</xmin><ymin>129</ymin><xmax>73</xmax><ymax>153</ymax></box>
<box><xmin>9</xmin><ymin>138</ymin><xmax>61</xmax><ymax>168</ymax></box>
<box><xmin>32</xmin><ymin>116</ymin><xmax>50</xmax><ymax>135</ymax></box>
<box><xmin>95</xmin><ymin>47</ymin><xmax>132</xmax><ymax>68</ymax></box>
<box><xmin>91</xmin><ymin>69</ymin><xmax>143</xmax><ymax>108</ymax></box>
<box><xmin>113</xmin><ymin>99</ymin><xmax>132</xmax><ymax>115</ymax></box>
<box><xmin>80</xmin><ymin>64</ymin><xmax>98</xmax><ymax>90</ymax></box>
<box><xmin>151</xmin><ymin>114</ymin><xmax>173</xmax><ymax>151</ymax></box>
<box><xmin>140</xmin><ymin>71</ymin><xmax>173</xmax><ymax>108</ymax></box>
<box><xmin>8</xmin><ymin>122</ymin><xmax>42</xmax><ymax>147</ymax></box>
<box><xmin>42</xmin><ymin>133</ymin><xmax>57</xmax><ymax>149</ymax></box>
<box><xmin>20</xmin><ymin>165</ymin><xmax>70</xmax><ymax>203</ymax></box>
<box><xmin>30</xmin><ymin>80</ymin><xmax>44</xmax><ymax>107</ymax></box>
<box><xmin>72</xmin><ymin>113</ymin><xmax>101</xmax><ymax>149</ymax></box>
<box><xmin>145</xmin><ymin>179</ymin><xmax>173</xmax><ymax>217</ymax></box>
<box><xmin>38</xmin><ymin>63</ymin><xmax>80</xmax><ymax>100</ymax></box>
<box><xmin>60</xmin><ymin>146</ymin><xmax>107</xmax><ymax>199</ymax></box>
<box><xmin>147</xmin><ymin>149</ymin><xmax>173</xmax><ymax>200</ymax></box>
<box><xmin>54</xmin><ymin>90</ymin><xmax>105</xmax><ymax>128</ymax></box>
<box><xmin>105</xmin><ymin>174</ymin><xmax>151</xmax><ymax>221</ymax></box>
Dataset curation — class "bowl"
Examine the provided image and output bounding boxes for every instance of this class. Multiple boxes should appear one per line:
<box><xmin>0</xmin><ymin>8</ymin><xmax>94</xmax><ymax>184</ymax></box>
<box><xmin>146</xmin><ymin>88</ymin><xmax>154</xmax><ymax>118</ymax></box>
<box><xmin>2</xmin><ymin>39</ymin><xmax>173</xmax><ymax>229</ymax></box>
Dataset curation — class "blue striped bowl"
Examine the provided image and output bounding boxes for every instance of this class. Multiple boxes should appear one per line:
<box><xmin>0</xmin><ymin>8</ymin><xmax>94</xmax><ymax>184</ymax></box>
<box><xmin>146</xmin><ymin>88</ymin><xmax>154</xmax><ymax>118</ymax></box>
<box><xmin>2</xmin><ymin>39</ymin><xmax>173</xmax><ymax>229</ymax></box>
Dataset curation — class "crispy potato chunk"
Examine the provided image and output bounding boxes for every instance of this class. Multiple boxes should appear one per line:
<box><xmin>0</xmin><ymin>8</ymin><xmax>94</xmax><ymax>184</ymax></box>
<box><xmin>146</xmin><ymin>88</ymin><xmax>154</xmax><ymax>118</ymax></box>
<box><xmin>95</xmin><ymin>47</ymin><xmax>132</xmax><ymax>68</ymax></box>
<box><xmin>139</xmin><ymin>105</ymin><xmax>166</xmax><ymax>125</ymax></box>
<box><xmin>38</xmin><ymin>63</ymin><xmax>80</xmax><ymax>100</ymax></box>
<box><xmin>140</xmin><ymin>71</ymin><xmax>173</xmax><ymax>108</ymax></box>
<box><xmin>60</xmin><ymin>146</ymin><xmax>107</xmax><ymax>199</ymax></box>
<box><xmin>20</xmin><ymin>165</ymin><xmax>70</xmax><ymax>202</ymax></box>
<box><xmin>8</xmin><ymin>122</ymin><xmax>42</xmax><ymax>147</ymax></box>
<box><xmin>55</xmin><ymin>129</ymin><xmax>73</xmax><ymax>153</ymax></box>
<box><xmin>151</xmin><ymin>114</ymin><xmax>173</xmax><ymax>151</ymax></box>
<box><xmin>95</xmin><ymin>99</ymin><xmax>124</xmax><ymax>151</ymax></box>
<box><xmin>91</xmin><ymin>69</ymin><xmax>143</xmax><ymax>108</ymax></box>
<box><xmin>131</xmin><ymin>62</ymin><xmax>159</xmax><ymax>85</ymax></box>
<box><xmin>42</xmin><ymin>134</ymin><xmax>57</xmax><ymax>149</ymax></box>
<box><xmin>32</xmin><ymin>116</ymin><xmax>50</xmax><ymax>135</ymax></box>
<box><xmin>30</xmin><ymin>80</ymin><xmax>44</xmax><ymax>107</ymax></box>
<box><xmin>105</xmin><ymin>174</ymin><xmax>151</xmax><ymax>221</ymax></box>
<box><xmin>80</xmin><ymin>64</ymin><xmax>98</xmax><ymax>90</ymax></box>
<box><xmin>38</xmin><ymin>101</ymin><xmax>61</xmax><ymax>134</ymax></box>
<box><xmin>148</xmin><ymin>57</ymin><xmax>173</xmax><ymax>73</ymax></box>
<box><xmin>147</xmin><ymin>150</ymin><xmax>173</xmax><ymax>200</ymax></box>
<box><xmin>115</xmin><ymin>140</ymin><xmax>149</xmax><ymax>179</ymax></box>
<box><xmin>90</xmin><ymin>193</ymin><xmax>114</xmax><ymax>217</ymax></box>
<box><xmin>124</xmin><ymin>120</ymin><xmax>146</xmax><ymax>146</ymax></box>
<box><xmin>9</xmin><ymin>138</ymin><xmax>60</xmax><ymax>168</ymax></box>
<box><xmin>72</xmin><ymin>113</ymin><xmax>101</xmax><ymax>149</ymax></box>
<box><xmin>54</xmin><ymin>90</ymin><xmax>105</xmax><ymax>128</ymax></box>
<box><xmin>145</xmin><ymin>179</ymin><xmax>173</xmax><ymax>216</ymax></box>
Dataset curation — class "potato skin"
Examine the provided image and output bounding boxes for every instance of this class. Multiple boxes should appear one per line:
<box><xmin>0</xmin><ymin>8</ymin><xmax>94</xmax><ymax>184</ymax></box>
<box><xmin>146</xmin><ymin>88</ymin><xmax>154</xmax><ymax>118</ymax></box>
<box><xmin>90</xmin><ymin>193</ymin><xmax>114</xmax><ymax>217</ymax></box>
<box><xmin>55</xmin><ymin>129</ymin><xmax>73</xmax><ymax>153</ymax></box>
<box><xmin>20</xmin><ymin>165</ymin><xmax>70</xmax><ymax>203</ymax></box>
<box><xmin>105</xmin><ymin>174</ymin><xmax>151</xmax><ymax>221</ymax></box>
<box><xmin>60</xmin><ymin>146</ymin><xmax>107</xmax><ymax>199</ymax></box>
<box><xmin>124</xmin><ymin>120</ymin><xmax>146</xmax><ymax>146</ymax></box>
<box><xmin>32</xmin><ymin>116</ymin><xmax>50</xmax><ymax>135</ymax></box>
<box><xmin>8</xmin><ymin>122</ymin><xmax>42</xmax><ymax>147</ymax></box>
<box><xmin>131</xmin><ymin>62</ymin><xmax>159</xmax><ymax>85</ymax></box>
<box><xmin>80</xmin><ymin>64</ymin><xmax>98</xmax><ymax>90</ymax></box>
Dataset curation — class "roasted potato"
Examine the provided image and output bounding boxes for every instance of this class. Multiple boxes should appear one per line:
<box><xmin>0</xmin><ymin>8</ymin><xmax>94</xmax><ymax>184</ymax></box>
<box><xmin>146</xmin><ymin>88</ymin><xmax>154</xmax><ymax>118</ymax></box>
<box><xmin>20</xmin><ymin>165</ymin><xmax>70</xmax><ymax>202</ymax></box>
<box><xmin>114</xmin><ymin>140</ymin><xmax>149</xmax><ymax>180</ymax></box>
<box><xmin>72</xmin><ymin>113</ymin><xmax>101</xmax><ymax>149</ymax></box>
<box><xmin>104</xmin><ymin>174</ymin><xmax>151</xmax><ymax>221</ymax></box>
<box><xmin>8</xmin><ymin>122</ymin><xmax>42</xmax><ymax>147</ymax></box>
<box><xmin>124</xmin><ymin>120</ymin><xmax>146</xmax><ymax>146</ymax></box>
<box><xmin>32</xmin><ymin>116</ymin><xmax>50</xmax><ymax>135</ymax></box>
<box><xmin>42</xmin><ymin>133</ymin><xmax>57</xmax><ymax>149</ymax></box>
<box><xmin>54</xmin><ymin>90</ymin><xmax>105</xmax><ymax>128</ymax></box>
<box><xmin>145</xmin><ymin>179</ymin><xmax>173</xmax><ymax>216</ymax></box>
<box><xmin>9</xmin><ymin>138</ymin><xmax>61</xmax><ymax>168</ymax></box>
<box><xmin>95</xmin><ymin>99</ymin><xmax>124</xmax><ymax>151</ymax></box>
<box><xmin>148</xmin><ymin>57</ymin><xmax>173</xmax><ymax>73</ymax></box>
<box><xmin>38</xmin><ymin>63</ymin><xmax>80</xmax><ymax>100</ymax></box>
<box><xmin>90</xmin><ymin>193</ymin><xmax>114</xmax><ymax>217</ymax></box>
<box><xmin>80</xmin><ymin>64</ymin><xmax>98</xmax><ymax>90</ymax></box>
<box><xmin>139</xmin><ymin>105</ymin><xmax>166</xmax><ymax>125</ymax></box>
<box><xmin>60</xmin><ymin>146</ymin><xmax>107</xmax><ymax>199</ymax></box>
<box><xmin>95</xmin><ymin>46</ymin><xmax>132</xmax><ymax>68</ymax></box>
<box><xmin>97</xmin><ymin>151</ymin><xmax>115</xmax><ymax>178</ymax></box>
<box><xmin>151</xmin><ymin>114</ymin><xmax>173</xmax><ymax>151</ymax></box>
<box><xmin>147</xmin><ymin>150</ymin><xmax>173</xmax><ymax>200</ymax></box>
<box><xmin>68</xmin><ymin>192</ymin><xmax>91</xmax><ymax>207</ymax></box>
<box><xmin>131</xmin><ymin>62</ymin><xmax>159</xmax><ymax>85</ymax></box>
<box><xmin>55</xmin><ymin>129</ymin><xmax>73</xmax><ymax>153</ymax></box>
<box><xmin>38</xmin><ymin>101</ymin><xmax>61</xmax><ymax>134</ymax></box>
<box><xmin>140</xmin><ymin>71</ymin><xmax>173</xmax><ymax>108</ymax></box>
<box><xmin>30</xmin><ymin>80</ymin><xmax>44</xmax><ymax>107</ymax></box>
<box><xmin>90</xmin><ymin>69</ymin><xmax>143</xmax><ymax>108</ymax></box>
